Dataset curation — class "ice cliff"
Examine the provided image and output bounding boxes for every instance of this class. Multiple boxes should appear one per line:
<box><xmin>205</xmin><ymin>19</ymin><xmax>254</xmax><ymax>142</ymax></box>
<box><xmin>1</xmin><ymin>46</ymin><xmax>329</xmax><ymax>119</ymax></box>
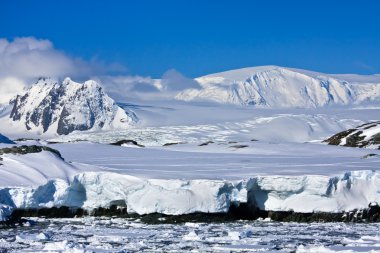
<box><xmin>0</xmin><ymin>170</ymin><xmax>379</xmax><ymax>215</ymax></box>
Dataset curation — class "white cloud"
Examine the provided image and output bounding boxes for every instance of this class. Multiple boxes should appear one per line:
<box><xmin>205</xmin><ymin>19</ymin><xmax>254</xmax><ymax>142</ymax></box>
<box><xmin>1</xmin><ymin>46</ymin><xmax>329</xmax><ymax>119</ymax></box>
<box><xmin>96</xmin><ymin>75</ymin><xmax>162</xmax><ymax>101</ymax></box>
<box><xmin>161</xmin><ymin>69</ymin><xmax>201</xmax><ymax>91</ymax></box>
<box><xmin>0</xmin><ymin>77</ymin><xmax>25</xmax><ymax>104</ymax></box>
<box><xmin>0</xmin><ymin>37</ymin><xmax>125</xmax><ymax>104</ymax></box>
<box><xmin>0</xmin><ymin>37</ymin><xmax>201</xmax><ymax>104</ymax></box>
<box><xmin>0</xmin><ymin>37</ymin><xmax>94</xmax><ymax>79</ymax></box>
<box><xmin>98</xmin><ymin>70</ymin><xmax>201</xmax><ymax>102</ymax></box>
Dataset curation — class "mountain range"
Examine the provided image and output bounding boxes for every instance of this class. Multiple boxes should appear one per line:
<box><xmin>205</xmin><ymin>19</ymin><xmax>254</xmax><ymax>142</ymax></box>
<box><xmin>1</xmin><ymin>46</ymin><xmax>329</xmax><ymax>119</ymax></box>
<box><xmin>176</xmin><ymin>66</ymin><xmax>380</xmax><ymax>107</ymax></box>
<box><xmin>1</xmin><ymin>65</ymin><xmax>380</xmax><ymax>136</ymax></box>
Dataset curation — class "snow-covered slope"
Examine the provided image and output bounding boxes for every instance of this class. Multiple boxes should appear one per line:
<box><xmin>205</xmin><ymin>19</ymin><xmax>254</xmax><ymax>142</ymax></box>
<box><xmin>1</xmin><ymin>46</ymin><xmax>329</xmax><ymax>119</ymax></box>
<box><xmin>0</xmin><ymin>144</ymin><xmax>98</xmax><ymax>187</ymax></box>
<box><xmin>0</xmin><ymin>133</ymin><xmax>14</xmax><ymax>144</ymax></box>
<box><xmin>325</xmin><ymin>121</ymin><xmax>380</xmax><ymax>149</ymax></box>
<box><xmin>5</xmin><ymin>77</ymin><xmax>136</xmax><ymax>135</ymax></box>
<box><xmin>176</xmin><ymin>66</ymin><xmax>380</xmax><ymax>108</ymax></box>
<box><xmin>350</xmin><ymin>82</ymin><xmax>380</xmax><ymax>103</ymax></box>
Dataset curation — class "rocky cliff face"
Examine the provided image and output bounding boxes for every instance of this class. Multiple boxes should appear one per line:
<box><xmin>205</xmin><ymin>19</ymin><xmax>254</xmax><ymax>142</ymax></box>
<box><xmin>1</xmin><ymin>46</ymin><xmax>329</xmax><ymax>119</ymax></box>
<box><xmin>325</xmin><ymin>121</ymin><xmax>380</xmax><ymax>149</ymax></box>
<box><xmin>9</xmin><ymin>77</ymin><xmax>136</xmax><ymax>135</ymax></box>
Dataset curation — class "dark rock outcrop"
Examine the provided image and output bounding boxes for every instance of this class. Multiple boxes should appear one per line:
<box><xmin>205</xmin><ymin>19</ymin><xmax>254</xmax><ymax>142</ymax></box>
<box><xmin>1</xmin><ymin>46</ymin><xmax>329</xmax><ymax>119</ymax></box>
<box><xmin>324</xmin><ymin>121</ymin><xmax>380</xmax><ymax>149</ymax></box>
<box><xmin>110</xmin><ymin>140</ymin><xmax>145</xmax><ymax>147</ymax></box>
<box><xmin>0</xmin><ymin>145</ymin><xmax>63</xmax><ymax>159</ymax></box>
<box><xmin>3</xmin><ymin>202</ymin><xmax>379</xmax><ymax>224</ymax></box>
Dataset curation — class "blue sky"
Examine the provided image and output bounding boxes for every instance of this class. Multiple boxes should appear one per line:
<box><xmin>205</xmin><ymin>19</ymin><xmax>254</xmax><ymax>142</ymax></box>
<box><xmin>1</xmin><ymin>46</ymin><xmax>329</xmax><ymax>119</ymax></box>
<box><xmin>3</xmin><ymin>0</ymin><xmax>380</xmax><ymax>78</ymax></box>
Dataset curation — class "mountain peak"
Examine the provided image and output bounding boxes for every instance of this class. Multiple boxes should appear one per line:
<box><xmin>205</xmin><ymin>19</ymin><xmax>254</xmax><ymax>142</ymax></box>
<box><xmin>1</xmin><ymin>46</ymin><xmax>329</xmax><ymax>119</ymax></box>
<box><xmin>33</xmin><ymin>77</ymin><xmax>58</xmax><ymax>87</ymax></box>
<box><xmin>62</xmin><ymin>77</ymin><xmax>73</xmax><ymax>85</ymax></box>
<box><xmin>198</xmin><ymin>65</ymin><xmax>283</xmax><ymax>81</ymax></box>
<box><xmin>8</xmin><ymin>77</ymin><xmax>137</xmax><ymax>135</ymax></box>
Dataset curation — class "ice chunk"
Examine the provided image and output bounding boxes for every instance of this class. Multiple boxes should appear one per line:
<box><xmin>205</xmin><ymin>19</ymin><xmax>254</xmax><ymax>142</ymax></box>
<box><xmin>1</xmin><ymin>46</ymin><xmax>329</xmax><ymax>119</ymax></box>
<box><xmin>0</xmin><ymin>204</ymin><xmax>12</xmax><ymax>221</ymax></box>
<box><xmin>182</xmin><ymin>231</ymin><xmax>203</xmax><ymax>241</ymax></box>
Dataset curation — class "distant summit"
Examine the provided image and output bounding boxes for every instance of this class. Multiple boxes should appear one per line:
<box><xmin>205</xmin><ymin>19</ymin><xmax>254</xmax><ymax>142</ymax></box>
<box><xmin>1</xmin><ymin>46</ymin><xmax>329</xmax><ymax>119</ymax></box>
<box><xmin>9</xmin><ymin>77</ymin><xmax>136</xmax><ymax>135</ymax></box>
<box><xmin>176</xmin><ymin>66</ymin><xmax>380</xmax><ymax>108</ymax></box>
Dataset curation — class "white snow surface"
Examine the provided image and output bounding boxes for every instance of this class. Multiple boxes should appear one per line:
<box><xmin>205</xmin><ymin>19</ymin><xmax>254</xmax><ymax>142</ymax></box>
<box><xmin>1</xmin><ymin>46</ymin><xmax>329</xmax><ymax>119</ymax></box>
<box><xmin>176</xmin><ymin>66</ymin><xmax>380</xmax><ymax>107</ymax></box>
<box><xmin>0</xmin><ymin>147</ymin><xmax>93</xmax><ymax>187</ymax></box>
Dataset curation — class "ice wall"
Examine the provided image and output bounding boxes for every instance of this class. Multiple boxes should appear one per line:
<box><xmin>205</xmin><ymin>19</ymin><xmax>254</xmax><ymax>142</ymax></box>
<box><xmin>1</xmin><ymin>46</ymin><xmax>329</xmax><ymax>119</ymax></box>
<box><xmin>0</xmin><ymin>170</ymin><xmax>379</xmax><ymax>216</ymax></box>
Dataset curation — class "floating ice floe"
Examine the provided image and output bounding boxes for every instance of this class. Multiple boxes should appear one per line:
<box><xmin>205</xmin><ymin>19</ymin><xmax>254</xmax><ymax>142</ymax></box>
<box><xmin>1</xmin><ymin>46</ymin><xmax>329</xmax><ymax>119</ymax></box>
<box><xmin>0</xmin><ymin>204</ymin><xmax>13</xmax><ymax>221</ymax></box>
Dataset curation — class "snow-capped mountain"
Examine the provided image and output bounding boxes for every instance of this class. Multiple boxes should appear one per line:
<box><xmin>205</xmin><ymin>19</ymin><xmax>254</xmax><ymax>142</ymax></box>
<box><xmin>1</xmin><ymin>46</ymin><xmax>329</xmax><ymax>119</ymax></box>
<box><xmin>8</xmin><ymin>77</ymin><xmax>136</xmax><ymax>135</ymax></box>
<box><xmin>0</xmin><ymin>133</ymin><xmax>14</xmax><ymax>144</ymax></box>
<box><xmin>325</xmin><ymin>121</ymin><xmax>380</xmax><ymax>149</ymax></box>
<box><xmin>176</xmin><ymin>66</ymin><xmax>380</xmax><ymax>108</ymax></box>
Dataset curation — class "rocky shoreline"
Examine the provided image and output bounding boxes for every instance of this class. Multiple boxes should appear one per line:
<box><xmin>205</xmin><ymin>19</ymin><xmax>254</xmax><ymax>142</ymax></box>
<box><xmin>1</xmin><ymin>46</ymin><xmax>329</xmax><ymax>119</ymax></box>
<box><xmin>2</xmin><ymin>202</ymin><xmax>379</xmax><ymax>227</ymax></box>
